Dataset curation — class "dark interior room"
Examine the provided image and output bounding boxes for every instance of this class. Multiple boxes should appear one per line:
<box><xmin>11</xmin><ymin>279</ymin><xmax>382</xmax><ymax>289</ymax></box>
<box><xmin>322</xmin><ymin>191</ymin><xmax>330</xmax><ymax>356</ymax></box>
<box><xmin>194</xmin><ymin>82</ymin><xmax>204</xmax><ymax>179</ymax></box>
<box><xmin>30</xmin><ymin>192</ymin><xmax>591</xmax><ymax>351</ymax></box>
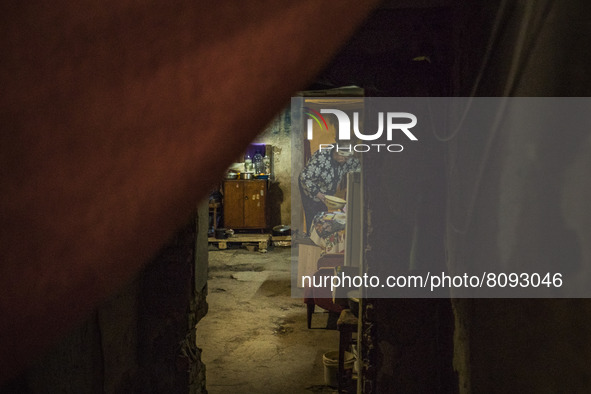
<box><xmin>2</xmin><ymin>0</ymin><xmax>591</xmax><ymax>393</ymax></box>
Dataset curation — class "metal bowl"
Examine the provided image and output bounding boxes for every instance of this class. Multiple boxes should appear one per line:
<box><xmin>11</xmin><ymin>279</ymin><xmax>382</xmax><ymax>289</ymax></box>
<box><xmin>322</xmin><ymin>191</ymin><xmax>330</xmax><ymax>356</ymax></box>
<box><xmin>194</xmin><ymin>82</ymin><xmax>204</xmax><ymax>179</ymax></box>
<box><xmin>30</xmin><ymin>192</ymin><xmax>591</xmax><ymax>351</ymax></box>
<box><xmin>272</xmin><ymin>225</ymin><xmax>291</xmax><ymax>236</ymax></box>
<box><xmin>240</xmin><ymin>172</ymin><xmax>254</xmax><ymax>180</ymax></box>
<box><xmin>324</xmin><ymin>195</ymin><xmax>346</xmax><ymax>210</ymax></box>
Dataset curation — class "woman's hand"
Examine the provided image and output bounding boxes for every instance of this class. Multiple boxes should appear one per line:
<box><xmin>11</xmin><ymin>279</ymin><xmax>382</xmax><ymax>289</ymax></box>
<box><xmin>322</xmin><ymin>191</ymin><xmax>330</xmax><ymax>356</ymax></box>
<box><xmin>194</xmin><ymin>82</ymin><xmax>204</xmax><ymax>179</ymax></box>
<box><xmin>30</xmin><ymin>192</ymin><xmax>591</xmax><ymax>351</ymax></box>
<box><xmin>316</xmin><ymin>192</ymin><xmax>326</xmax><ymax>202</ymax></box>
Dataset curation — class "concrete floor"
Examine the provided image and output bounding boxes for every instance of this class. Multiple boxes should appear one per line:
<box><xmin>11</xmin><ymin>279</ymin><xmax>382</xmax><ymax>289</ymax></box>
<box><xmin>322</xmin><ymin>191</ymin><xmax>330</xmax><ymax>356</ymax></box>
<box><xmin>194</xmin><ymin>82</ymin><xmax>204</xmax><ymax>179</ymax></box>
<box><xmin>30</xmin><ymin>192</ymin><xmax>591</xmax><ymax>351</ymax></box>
<box><xmin>196</xmin><ymin>245</ymin><xmax>340</xmax><ymax>394</ymax></box>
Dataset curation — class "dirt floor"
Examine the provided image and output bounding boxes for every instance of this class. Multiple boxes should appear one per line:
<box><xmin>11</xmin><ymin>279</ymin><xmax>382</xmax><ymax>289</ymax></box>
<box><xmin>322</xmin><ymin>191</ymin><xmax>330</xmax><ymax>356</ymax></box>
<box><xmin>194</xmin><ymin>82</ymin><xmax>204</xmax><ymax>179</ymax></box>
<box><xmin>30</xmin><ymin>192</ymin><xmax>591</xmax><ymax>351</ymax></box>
<box><xmin>196</xmin><ymin>245</ymin><xmax>340</xmax><ymax>394</ymax></box>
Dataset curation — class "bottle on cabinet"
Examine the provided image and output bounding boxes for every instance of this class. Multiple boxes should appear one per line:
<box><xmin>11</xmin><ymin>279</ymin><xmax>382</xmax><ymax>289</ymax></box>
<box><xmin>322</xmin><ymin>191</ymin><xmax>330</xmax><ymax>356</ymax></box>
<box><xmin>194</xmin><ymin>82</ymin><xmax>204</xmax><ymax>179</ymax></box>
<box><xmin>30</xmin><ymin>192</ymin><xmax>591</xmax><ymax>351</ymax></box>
<box><xmin>244</xmin><ymin>154</ymin><xmax>253</xmax><ymax>173</ymax></box>
<box><xmin>253</xmin><ymin>152</ymin><xmax>264</xmax><ymax>174</ymax></box>
<box><xmin>242</xmin><ymin>144</ymin><xmax>272</xmax><ymax>177</ymax></box>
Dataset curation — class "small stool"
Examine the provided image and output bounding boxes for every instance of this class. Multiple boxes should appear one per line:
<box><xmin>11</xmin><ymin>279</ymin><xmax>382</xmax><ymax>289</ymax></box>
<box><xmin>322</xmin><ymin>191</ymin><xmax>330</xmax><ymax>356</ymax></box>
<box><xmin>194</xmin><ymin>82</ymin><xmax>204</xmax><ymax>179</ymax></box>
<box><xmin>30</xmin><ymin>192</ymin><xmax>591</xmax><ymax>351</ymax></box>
<box><xmin>337</xmin><ymin>309</ymin><xmax>358</xmax><ymax>393</ymax></box>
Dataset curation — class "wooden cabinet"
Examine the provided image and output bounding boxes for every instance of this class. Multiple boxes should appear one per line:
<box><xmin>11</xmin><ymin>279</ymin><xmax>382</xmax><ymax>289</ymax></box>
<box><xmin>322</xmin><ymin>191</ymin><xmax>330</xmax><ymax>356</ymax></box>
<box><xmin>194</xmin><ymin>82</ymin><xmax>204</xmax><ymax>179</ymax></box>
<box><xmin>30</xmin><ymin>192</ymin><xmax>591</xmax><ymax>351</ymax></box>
<box><xmin>223</xmin><ymin>180</ymin><xmax>268</xmax><ymax>229</ymax></box>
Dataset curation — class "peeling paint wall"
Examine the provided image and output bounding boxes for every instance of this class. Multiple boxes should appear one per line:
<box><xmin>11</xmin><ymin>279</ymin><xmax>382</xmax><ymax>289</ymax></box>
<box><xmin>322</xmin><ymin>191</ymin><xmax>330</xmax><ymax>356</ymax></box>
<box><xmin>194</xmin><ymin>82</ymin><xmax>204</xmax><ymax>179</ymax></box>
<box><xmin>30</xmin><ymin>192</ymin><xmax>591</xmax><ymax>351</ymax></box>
<box><xmin>254</xmin><ymin>109</ymin><xmax>292</xmax><ymax>227</ymax></box>
<box><xmin>2</xmin><ymin>212</ymin><xmax>209</xmax><ymax>394</ymax></box>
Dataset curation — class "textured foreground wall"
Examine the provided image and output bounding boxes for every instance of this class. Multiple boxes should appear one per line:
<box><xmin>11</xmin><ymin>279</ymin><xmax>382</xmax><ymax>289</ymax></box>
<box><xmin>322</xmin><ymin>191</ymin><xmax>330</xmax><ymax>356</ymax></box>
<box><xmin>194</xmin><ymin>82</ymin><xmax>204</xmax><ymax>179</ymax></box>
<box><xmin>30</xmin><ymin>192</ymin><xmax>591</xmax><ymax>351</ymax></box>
<box><xmin>451</xmin><ymin>1</ymin><xmax>591</xmax><ymax>392</ymax></box>
<box><xmin>360</xmin><ymin>1</ymin><xmax>591</xmax><ymax>393</ymax></box>
<box><xmin>1</xmin><ymin>208</ymin><xmax>208</xmax><ymax>394</ymax></box>
<box><xmin>361</xmin><ymin>98</ymin><xmax>456</xmax><ymax>393</ymax></box>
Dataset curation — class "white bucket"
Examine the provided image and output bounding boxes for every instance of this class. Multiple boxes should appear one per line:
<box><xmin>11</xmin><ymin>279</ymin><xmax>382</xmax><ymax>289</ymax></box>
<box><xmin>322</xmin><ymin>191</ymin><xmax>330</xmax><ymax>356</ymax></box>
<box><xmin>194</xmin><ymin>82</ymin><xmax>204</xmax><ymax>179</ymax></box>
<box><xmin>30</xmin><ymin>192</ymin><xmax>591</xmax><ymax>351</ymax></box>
<box><xmin>322</xmin><ymin>350</ymin><xmax>355</xmax><ymax>387</ymax></box>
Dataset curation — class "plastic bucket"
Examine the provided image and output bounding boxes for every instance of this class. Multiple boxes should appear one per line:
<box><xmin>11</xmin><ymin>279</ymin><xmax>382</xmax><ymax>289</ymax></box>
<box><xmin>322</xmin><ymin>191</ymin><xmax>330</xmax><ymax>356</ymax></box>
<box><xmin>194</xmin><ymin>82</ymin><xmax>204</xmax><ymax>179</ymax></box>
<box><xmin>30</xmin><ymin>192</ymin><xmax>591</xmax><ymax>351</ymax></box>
<box><xmin>322</xmin><ymin>350</ymin><xmax>355</xmax><ymax>387</ymax></box>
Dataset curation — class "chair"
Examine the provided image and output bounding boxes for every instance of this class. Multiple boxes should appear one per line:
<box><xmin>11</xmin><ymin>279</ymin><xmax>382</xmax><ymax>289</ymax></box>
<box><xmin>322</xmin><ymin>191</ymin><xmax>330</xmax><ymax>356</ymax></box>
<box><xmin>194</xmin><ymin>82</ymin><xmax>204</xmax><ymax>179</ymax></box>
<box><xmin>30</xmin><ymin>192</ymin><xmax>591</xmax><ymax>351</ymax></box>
<box><xmin>303</xmin><ymin>253</ymin><xmax>345</xmax><ymax>329</ymax></box>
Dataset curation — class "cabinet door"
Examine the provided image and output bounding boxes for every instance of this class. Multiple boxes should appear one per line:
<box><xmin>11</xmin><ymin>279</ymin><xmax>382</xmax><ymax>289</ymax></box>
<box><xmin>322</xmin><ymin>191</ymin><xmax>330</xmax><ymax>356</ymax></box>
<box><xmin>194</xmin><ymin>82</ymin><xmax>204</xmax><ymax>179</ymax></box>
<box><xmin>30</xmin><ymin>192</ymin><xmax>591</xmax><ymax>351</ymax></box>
<box><xmin>243</xmin><ymin>180</ymin><xmax>267</xmax><ymax>229</ymax></box>
<box><xmin>223</xmin><ymin>181</ymin><xmax>244</xmax><ymax>228</ymax></box>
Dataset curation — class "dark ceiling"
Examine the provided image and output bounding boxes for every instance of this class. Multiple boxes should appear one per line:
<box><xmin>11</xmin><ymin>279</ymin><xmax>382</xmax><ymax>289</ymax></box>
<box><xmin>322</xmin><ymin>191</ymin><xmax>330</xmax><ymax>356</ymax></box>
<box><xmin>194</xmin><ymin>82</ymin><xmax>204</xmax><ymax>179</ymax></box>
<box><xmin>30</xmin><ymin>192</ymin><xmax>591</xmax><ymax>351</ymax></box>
<box><xmin>309</xmin><ymin>3</ymin><xmax>456</xmax><ymax>96</ymax></box>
